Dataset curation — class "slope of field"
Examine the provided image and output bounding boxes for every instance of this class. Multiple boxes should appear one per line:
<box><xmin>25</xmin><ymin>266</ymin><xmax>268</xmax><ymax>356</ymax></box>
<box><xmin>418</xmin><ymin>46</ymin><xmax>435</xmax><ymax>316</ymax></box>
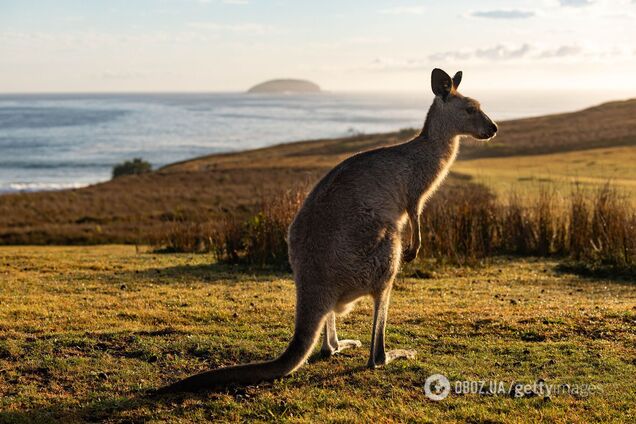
<box><xmin>454</xmin><ymin>145</ymin><xmax>636</xmax><ymax>200</ymax></box>
<box><xmin>459</xmin><ymin>98</ymin><xmax>636</xmax><ymax>159</ymax></box>
<box><xmin>0</xmin><ymin>246</ymin><xmax>634</xmax><ymax>422</ymax></box>
<box><xmin>0</xmin><ymin>99</ymin><xmax>634</xmax><ymax>244</ymax></box>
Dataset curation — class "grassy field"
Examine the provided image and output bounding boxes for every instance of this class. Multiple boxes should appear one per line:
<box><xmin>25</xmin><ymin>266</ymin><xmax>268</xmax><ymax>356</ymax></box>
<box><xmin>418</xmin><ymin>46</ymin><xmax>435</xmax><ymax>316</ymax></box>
<box><xmin>1</xmin><ymin>245</ymin><xmax>634</xmax><ymax>422</ymax></box>
<box><xmin>454</xmin><ymin>145</ymin><xmax>636</xmax><ymax>201</ymax></box>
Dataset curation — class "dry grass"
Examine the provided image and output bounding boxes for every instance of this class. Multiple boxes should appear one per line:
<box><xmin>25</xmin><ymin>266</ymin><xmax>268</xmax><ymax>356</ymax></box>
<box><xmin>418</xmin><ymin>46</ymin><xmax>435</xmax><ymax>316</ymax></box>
<box><xmin>0</xmin><ymin>246</ymin><xmax>634</xmax><ymax>422</ymax></box>
<box><xmin>454</xmin><ymin>146</ymin><xmax>636</xmax><ymax>201</ymax></box>
<box><xmin>153</xmin><ymin>183</ymin><xmax>635</xmax><ymax>275</ymax></box>
<box><xmin>0</xmin><ymin>167</ymin><xmax>324</xmax><ymax>245</ymax></box>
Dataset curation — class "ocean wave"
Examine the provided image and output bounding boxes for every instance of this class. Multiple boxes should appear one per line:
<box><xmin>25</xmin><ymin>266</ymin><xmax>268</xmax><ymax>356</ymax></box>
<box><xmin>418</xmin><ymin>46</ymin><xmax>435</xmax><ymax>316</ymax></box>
<box><xmin>0</xmin><ymin>161</ymin><xmax>114</xmax><ymax>169</ymax></box>
<box><xmin>0</xmin><ymin>107</ymin><xmax>129</xmax><ymax>129</ymax></box>
<box><xmin>0</xmin><ymin>181</ymin><xmax>91</xmax><ymax>193</ymax></box>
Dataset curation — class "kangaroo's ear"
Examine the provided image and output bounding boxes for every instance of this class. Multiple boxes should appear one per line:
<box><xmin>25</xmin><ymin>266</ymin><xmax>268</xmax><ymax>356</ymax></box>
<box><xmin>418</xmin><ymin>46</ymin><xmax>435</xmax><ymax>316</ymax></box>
<box><xmin>431</xmin><ymin>68</ymin><xmax>453</xmax><ymax>99</ymax></box>
<box><xmin>452</xmin><ymin>71</ymin><xmax>462</xmax><ymax>90</ymax></box>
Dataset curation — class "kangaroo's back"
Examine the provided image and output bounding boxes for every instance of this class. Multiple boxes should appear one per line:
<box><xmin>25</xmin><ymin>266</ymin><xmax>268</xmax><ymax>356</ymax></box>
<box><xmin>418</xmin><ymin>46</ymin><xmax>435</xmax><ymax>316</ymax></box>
<box><xmin>287</xmin><ymin>144</ymin><xmax>411</xmax><ymax>269</ymax></box>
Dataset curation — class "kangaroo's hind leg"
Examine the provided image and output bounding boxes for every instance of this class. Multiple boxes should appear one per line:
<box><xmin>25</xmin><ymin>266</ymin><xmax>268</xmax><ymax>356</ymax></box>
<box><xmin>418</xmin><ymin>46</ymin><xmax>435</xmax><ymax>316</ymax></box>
<box><xmin>367</xmin><ymin>284</ymin><xmax>417</xmax><ymax>368</ymax></box>
<box><xmin>320</xmin><ymin>312</ymin><xmax>362</xmax><ymax>357</ymax></box>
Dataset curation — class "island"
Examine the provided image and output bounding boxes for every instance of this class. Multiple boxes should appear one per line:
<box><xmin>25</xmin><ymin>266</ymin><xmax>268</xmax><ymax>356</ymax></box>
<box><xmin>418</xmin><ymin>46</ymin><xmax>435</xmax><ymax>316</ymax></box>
<box><xmin>247</xmin><ymin>79</ymin><xmax>321</xmax><ymax>94</ymax></box>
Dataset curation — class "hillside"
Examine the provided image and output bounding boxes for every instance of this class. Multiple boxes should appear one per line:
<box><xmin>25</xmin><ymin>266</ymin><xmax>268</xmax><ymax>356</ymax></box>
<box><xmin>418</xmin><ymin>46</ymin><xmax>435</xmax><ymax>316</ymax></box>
<box><xmin>457</xmin><ymin>98</ymin><xmax>636</xmax><ymax>158</ymax></box>
<box><xmin>0</xmin><ymin>99</ymin><xmax>634</xmax><ymax>244</ymax></box>
<box><xmin>166</xmin><ymin>98</ymin><xmax>636</xmax><ymax>172</ymax></box>
<box><xmin>247</xmin><ymin>79</ymin><xmax>321</xmax><ymax>93</ymax></box>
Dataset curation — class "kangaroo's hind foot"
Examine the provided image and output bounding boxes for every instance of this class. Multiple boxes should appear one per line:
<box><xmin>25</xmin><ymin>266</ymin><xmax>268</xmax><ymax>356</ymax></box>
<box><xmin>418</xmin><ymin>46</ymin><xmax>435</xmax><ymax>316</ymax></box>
<box><xmin>367</xmin><ymin>285</ymin><xmax>417</xmax><ymax>368</ymax></box>
<box><xmin>368</xmin><ymin>348</ymin><xmax>417</xmax><ymax>368</ymax></box>
<box><xmin>320</xmin><ymin>312</ymin><xmax>362</xmax><ymax>357</ymax></box>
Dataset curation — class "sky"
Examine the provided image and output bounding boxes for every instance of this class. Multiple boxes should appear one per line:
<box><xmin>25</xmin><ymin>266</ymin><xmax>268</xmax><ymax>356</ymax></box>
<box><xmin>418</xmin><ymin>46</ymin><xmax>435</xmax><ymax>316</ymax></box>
<box><xmin>1</xmin><ymin>0</ymin><xmax>636</xmax><ymax>93</ymax></box>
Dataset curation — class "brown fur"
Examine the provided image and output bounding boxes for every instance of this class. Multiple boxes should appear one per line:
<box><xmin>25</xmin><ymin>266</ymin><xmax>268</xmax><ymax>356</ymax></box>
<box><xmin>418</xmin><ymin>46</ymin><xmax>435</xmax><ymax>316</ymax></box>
<box><xmin>160</xmin><ymin>68</ymin><xmax>497</xmax><ymax>392</ymax></box>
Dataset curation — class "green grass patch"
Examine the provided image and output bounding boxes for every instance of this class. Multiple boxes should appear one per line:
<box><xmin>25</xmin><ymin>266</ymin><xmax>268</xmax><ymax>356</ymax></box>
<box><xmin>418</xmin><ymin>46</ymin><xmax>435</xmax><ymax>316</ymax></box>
<box><xmin>0</xmin><ymin>246</ymin><xmax>634</xmax><ymax>422</ymax></box>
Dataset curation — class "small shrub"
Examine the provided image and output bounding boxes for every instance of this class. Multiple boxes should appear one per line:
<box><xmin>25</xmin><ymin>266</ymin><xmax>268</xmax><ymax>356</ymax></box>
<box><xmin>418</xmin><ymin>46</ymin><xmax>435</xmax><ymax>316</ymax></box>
<box><xmin>581</xmin><ymin>184</ymin><xmax>635</xmax><ymax>268</ymax></box>
<box><xmin>502</xmin><ymin>192</ymin><xmax>535</xmax><ymax>255</ymax></box>
<box><xmin>568</xmin><ymin>185</ymin><xmax>591</xmax><ymax>261</ymax></box>
<box><xmin>535</xmin><ymin>188</ymin><xmax>560</xmax><ymax>256</ymax></box>
<box><xmin>155</xmin><ymin>221</ymin><xmax>215</xmax><ymax>253</ymax></box>
<box><xmin>214</xmin><ymin>187</ymin><xmax>306</xmax><ymax>269</ymax></box>
<box><xmin>112</xmin><ymin>158</ymin><xmax>152</xmax><ymax>179</ymax></box>
<box><xmin>420</xmin><ymin>185</ymin><xmax>498</xmax><ymax>264</ymax></box>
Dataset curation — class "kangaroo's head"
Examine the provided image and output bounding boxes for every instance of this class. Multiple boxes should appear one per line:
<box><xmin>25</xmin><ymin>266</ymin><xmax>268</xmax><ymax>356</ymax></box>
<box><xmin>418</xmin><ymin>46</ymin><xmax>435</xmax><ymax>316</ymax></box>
<box><xmin>429</xmin><ymin>68</ymin><xmax>498</xmax><ymax>141</ymax></box>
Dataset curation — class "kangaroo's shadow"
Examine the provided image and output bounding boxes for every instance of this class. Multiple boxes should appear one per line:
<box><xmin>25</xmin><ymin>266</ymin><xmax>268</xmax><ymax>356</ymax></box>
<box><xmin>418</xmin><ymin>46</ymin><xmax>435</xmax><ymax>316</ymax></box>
<box><xmin>0</xmin><ymin>384</ymin><xmax>270</xmax><ymax>422</ymax></box>
<box><xmin>553</xmin><ymin>262</ymin><xmax>635</xmax><ymax>284</ymax></box>
<box><xmin>0</xmin><ymin>391</ymin><xmax>162</xmax><ymax>423</ymax></box>
<box><xmin>115</xmin><ymin>261</ymin><xmax>292</xmax><ymax>286</ymax></box>
<box><xmin>1</xmin><ymin>357</ymin><xmax>374</xmax><ymax>421</ymax></box>
<box><xmin>152</xmin><ymin>361</ymin><xmax>371</xmax><ymax>398</ymax></box>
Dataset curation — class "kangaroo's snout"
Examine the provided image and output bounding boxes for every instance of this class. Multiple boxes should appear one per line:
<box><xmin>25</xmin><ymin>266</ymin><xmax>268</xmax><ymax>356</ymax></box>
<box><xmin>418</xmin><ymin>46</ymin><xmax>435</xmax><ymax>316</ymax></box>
<box><xmin>477</xmin><ymin>113</ymin><xmax>498</xmax><ymax>140</ymax></box>
<box><xmin>483</xmin><ymin>121</ymin><xmax>498</xmax><ymax>140</ymax></box>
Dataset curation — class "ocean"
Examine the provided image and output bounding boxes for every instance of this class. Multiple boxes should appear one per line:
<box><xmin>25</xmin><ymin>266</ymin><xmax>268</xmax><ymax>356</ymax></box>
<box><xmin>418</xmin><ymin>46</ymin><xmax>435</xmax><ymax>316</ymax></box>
<box><xmin>0</xmin><ymin>90</ymin><xmax>625</xmax><ymax>193</ymax></box>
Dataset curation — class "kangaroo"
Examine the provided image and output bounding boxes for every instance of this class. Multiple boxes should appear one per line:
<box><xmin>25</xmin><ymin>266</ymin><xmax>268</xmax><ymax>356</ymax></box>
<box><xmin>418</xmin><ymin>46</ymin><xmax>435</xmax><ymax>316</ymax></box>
<box><xmin>161</xmin><ymin>68</ymin><xmax>498</xmax><ymax>392</ymax></box>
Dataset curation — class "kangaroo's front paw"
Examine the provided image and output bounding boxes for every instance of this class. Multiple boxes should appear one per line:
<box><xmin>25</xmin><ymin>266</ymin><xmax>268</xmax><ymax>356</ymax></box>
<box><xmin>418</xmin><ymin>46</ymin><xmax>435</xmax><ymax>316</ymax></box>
<box><xmin>403</xmin><ymin>247</ymin><xmax>418</xmax><ymax>263</ymax></box>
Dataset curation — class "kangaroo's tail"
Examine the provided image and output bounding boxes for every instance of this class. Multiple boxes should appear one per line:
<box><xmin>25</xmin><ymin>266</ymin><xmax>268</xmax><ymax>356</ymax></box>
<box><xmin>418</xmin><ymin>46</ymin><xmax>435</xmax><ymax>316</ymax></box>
<box><xmin>158</xmin><ymin>301</ymin><xmax>325</xmax><ymax>393</ymax></box>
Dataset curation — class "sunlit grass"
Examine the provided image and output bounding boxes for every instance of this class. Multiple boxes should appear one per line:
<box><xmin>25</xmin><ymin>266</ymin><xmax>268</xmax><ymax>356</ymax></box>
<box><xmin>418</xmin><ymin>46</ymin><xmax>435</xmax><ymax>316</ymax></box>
<box><xmin>454</xmin><ymin>146</ymin><xmax>636</xmax><ymax>202</ymax></box>
<box><xmin>1</xmin><ymin>246</ymin><xmax>634</xmax><ymax>422</ymax></box>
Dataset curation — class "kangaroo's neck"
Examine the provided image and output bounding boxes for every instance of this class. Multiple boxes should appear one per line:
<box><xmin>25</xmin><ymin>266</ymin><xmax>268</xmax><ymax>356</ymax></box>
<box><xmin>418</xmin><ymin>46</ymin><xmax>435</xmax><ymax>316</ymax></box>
<box><xmin>405</xmin><ymin>100</ymin><xmax>461</xmax><ymax>209</ymax></box>
<box><xmin>419</xmin><ymin>98</ymin><xmax>459</xmax><ymax>146</ymax></box>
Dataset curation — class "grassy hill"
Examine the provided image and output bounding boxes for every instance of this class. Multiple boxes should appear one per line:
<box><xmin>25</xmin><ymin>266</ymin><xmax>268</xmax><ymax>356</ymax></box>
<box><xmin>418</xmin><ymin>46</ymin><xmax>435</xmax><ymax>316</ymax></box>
<box><xmin>454</xmin><ymin>145</ymin><xmax>636</xmax><ymax>199</ymax></box>
<box><xmin>0</xmin><ymin>99</ymin><xmax>634</xmax><ymax>245</ymax></box>
<box><xmin>459</xmin><ymin>98</ymin><xmax>636</xmax><ymax>159</ymax></box>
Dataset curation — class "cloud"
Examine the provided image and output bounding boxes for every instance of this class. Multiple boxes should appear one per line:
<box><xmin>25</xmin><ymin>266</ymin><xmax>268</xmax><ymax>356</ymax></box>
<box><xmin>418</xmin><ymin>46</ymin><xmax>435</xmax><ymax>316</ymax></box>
<box><xmin>470</xmin><ymin>10</ymin><xmax>535</xmax><ymax>19</ymax></box>
<box><xmin>309</xmin><ymin>36</ymin><xmax>392</xmax><ymax>49</ymax></box>
<box><xmin>558</xmin><ymin>0</ymin><xmax>594</xmax><ymax>7</ymax></box>
<box><xmin>100</xmin><ymin>70</ymin><xmax>146</xmax><ymax>80</ymax></box>
<box><xmin>367</xmin><ymin>45</ymin><xmax>533</xmax><ymax>71</ymax></box>
<box><xmin>186</xmin><ymin>22</ymin><xmax>275</xmax><ymax>34</ymax></box>
<box><xmin>475</xmin><ymin>44</ymin><xmax>532</xmax><ymax>60</ymax></box>
<box><xmin>538</xmin><ymin>45</ymin><xmax>583</xmax><ymax>58</ymax></box>
<box><xmin>378</xmin><ymin>5</ymin><xmax>426</xmax><ymax>15</ymax></box>
<box><xmin>372</xmin><ymin>42</ymin><xmax>614</xmax><ymax>72</ymax></box>
<box><xmin>428</xmin><ymin>51</ymin><xmax>471</xmax><ymax>62</ymax></box>
<box><xmin>366</xmin><ymin>57</ymin><xmax>428</xmax><ymax>71</ymax></box>
<box><xmin>344</xmin><ymin>36</ymin><xmax>392</xmax><ymax>45</ymax></box>
<box><xmin>0</xmin><ymin>29</ymin><xmax>224</xmax><ymax>48</ymax></box>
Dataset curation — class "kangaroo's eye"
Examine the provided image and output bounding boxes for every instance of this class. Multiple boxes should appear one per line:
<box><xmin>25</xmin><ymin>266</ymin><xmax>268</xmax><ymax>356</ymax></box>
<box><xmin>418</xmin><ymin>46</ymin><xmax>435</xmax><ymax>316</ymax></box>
<box><xmin>466</xmin><ymin>106</ymin><xmax>477</xmax><ymax>114</ymax></box>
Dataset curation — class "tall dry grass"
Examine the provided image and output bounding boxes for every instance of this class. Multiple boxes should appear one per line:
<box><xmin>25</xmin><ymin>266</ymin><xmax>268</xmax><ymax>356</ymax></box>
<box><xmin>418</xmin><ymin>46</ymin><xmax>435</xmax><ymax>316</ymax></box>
<box><xmin>153</xmin><ymin>183</ymin><xmax>635</xmax><ymax>272</ymax></box>
<box><xmin>213</xmin><ymin>189</ymin><xmax>305</xmax><ymax>268</ymax></box>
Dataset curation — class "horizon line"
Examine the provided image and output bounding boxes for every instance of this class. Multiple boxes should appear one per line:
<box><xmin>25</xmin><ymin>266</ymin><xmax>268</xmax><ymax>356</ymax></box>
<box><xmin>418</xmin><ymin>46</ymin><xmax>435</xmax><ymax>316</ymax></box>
<box><xmin>1</xmin><ymin>88</ymin><xmax>633</xmax><ymax>96</ymax></box>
